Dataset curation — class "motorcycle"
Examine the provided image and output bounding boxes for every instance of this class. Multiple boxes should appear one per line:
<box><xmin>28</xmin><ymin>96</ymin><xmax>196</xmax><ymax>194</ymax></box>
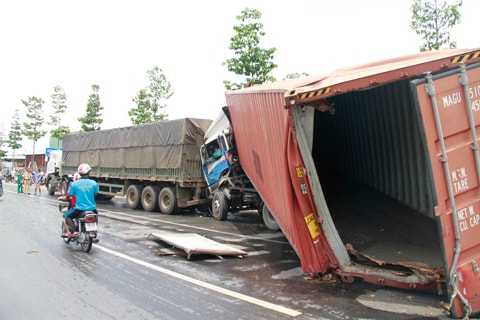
<box><xmin>59</xmin><ymin>202</ymin><xmax>98</xmax><ymax>253</ymax></box>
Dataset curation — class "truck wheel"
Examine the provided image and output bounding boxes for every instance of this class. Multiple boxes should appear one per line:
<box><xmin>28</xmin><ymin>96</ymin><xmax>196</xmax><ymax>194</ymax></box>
<box><xmin>61</xmin><ymin>180</ymin><xmax>68</xmax><ymax>196</ymax></box>
<box><xmin>212</xmin><ymin>191</ymin><xmax>229</xmax><ymax>221</ymax></box>
<box><xmin>262</xmin><ymin>203</ymin><xmax>280</xmax><ymax>231</ymax></box>
<box><xmin>126</xmin><ymin>185</ymin><xmax>143</xmax><ymax>210</ymax></box>
<box><xmin>141</xmin><ymin>186</ymin><xmax>159</xmax><ymax>212</ymax></box>
<box><xmin>47</xmin><ymin>179</ymin><xmax>55</xmax><ymax>196</ymax></box>
<box><xmin>159</xmin><ymin>187</ymin><xmax>178</xmax><ymax>215</ymax></box>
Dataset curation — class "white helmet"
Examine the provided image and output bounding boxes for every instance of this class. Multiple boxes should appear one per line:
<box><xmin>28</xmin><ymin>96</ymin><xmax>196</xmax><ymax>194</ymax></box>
<box><xmin>77</xmin><ymin>163</ymin><xmax>91</xmax><ymax>175</ymax></box>
<box><xmin>73</xmin><ymin>172</ymin><xmax>81</xmax><ymax>181</ymax></box>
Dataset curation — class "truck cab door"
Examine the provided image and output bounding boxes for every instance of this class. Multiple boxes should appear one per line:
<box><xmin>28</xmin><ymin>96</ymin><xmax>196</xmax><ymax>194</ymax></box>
<box><xmin>200</xmin><ymin>136</ymin><xmax>232</xmax><ymax>187</ymax></box>
<box><xmin>413</xmin><ymin>63</ymin><xmax>480</xmax><ymax>318</ymax></box>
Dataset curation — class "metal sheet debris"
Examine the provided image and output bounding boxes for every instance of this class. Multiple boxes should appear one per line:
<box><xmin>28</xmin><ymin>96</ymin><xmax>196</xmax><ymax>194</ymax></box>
<box><xmin>149</xmin><ymin>232</ymin><xmax>247</xmax><ymax>259</ymax></box>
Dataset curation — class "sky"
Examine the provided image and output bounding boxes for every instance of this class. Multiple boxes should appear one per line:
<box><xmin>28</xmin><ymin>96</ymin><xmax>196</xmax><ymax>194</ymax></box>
<box><xmin>1</xmin><ymin>0</ymin><xmax>479</xmax><ymax>155</ymax></box>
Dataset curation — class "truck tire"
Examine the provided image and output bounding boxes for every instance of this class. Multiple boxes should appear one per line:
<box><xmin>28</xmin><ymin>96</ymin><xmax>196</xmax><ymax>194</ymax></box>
<box><xmin>212</xmin><ymin>191</ymin><xmax>229</xmax><ymax>221</ymax></box>
<box><xmin>61</xmin><ymin>180</ymin><xmax>68</xmax><ymax>196</ymax></box>
<box><xmin>47</xmin><ymin>179</ymin><xmax>56</xmax><ymax>196</ymax></box>
<box><xmin>262</xmin><ymin>203</ymin><xmax>280</xmax><ymax>231</ymax></box>
<box><xmin>126</xmin><ymin>185</ymin><xmax>143</xmax><ymax>210</ymax></box>
<box><xmin>159</xmin><ymin>187</ymin><xmax>178</xmax><ymax>215</ymax></box>
<box><xmin>141</xmin><ymin>186</ymin><xmax>159</xmax><ymax>212</ymax></box>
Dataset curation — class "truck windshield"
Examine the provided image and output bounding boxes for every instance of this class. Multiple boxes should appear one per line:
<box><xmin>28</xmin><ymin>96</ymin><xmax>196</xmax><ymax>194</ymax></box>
<box><xmin>206</xmin><ymin>141</ymin><xmax>222</xmax><ymax>162</ymax></box>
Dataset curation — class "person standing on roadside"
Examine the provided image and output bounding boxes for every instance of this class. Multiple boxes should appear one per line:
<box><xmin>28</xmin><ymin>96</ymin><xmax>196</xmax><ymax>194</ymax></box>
<box><xmin>34</xmin><ymin>170</ymin><xmax>44</xmax><ymax>195</ymax></box>
<box><xmin>23</xmin><ymin>168</ymin><xmax>32</xmax><ymax>194</ymax></box>
<box><xmin>17</xmin><ymin>170</ymin><xmax>23</xmax><ymax>193</ymax></box>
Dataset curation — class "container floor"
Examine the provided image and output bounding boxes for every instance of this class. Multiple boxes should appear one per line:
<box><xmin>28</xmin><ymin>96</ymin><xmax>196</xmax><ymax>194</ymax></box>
<box><xmin>321</xmin><ymin>175</ymin><xmax>443</xmax><ymax>268</ymax></box>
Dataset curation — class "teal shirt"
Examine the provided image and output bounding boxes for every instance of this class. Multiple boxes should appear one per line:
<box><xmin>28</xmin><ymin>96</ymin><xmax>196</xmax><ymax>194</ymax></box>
<box><xmin>68</xmin><ymin>178</ymin><xmax>98</xmax><ymax>211</ymax></box>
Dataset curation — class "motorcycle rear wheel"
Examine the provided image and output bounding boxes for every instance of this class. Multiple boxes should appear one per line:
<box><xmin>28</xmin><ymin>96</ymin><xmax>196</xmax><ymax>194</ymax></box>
<box><xmin>80</xmin><ymin>236</ymin><xmax>93</xmax><ymax>253</ymax></box>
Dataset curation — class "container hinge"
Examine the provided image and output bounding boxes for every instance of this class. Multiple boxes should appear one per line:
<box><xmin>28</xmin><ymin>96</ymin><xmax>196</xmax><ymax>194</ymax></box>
<box><xmin>449</xmin><ymin>273</ymin><xmax>472</xmax><ymax>319</ymax></box>
<box><xmin>472</xmin><ymin>260</ymin><xmax>479</xmax><ymax>274</ymax></box>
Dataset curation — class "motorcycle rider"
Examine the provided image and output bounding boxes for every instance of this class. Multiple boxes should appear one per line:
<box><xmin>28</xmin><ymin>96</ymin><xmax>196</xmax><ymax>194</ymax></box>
<box><xmin>58</xmin><ymin>172</ymin><xmax>80</xmax><ymax>218</ymax></box>
<box><xmin>63</xmin><ymin>163</ymin><xmax>99</xmax><ymax>236</ymax></box>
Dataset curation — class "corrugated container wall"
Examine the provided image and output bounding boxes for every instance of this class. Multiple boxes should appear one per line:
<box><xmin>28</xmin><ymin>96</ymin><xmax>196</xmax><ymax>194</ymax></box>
<box><xmin>226</xmin><ymin>91</ymin><xmax>335</xmax><ymax>272</ymax></box>
<box><xmin>315</xmin><ymin>79</ymin><xmax>434</xmax><ymax>217</ymax></box>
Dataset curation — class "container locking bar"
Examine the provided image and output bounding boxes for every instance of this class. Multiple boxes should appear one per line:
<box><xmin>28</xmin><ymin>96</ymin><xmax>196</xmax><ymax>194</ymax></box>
<box><xmin>425</xmin><ymin>72</ymin><xmax>471</xmax><ymax>319</ymax></box>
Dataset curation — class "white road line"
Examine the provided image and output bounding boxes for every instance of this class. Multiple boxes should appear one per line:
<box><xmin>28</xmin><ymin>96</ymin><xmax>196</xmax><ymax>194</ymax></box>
<box><xmin>102</xmin><ymin>210</ymin><xmax>289</xmax><ymax>244</ymax></box>
<box><xmin>96</xmin><ymin>244</ymin><xmax>302</xmax><ymax>317</ymax></box>
<box><xmin>36</xmin><ymin>193</ymin><xmax>288</xmax><ymax>244</ymax></box>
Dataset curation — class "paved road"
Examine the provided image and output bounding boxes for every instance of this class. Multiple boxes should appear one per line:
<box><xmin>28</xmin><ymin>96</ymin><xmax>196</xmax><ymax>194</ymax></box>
<box><xmin>0</xmin><ymin>182</ymin><xmax>449</xmax><ymax>319</ymax></box>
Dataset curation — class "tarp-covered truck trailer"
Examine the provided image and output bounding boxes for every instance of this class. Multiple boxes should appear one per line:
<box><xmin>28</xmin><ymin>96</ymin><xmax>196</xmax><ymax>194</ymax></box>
<box><xmin>225</xmin><ymin>48</ymin><xmax>480</xmax><ymax>318</ymax></box>
<box><xmin>60</xmin><ymin>118</ymin><xmax>212</xmax><ymax>213</ymax></box>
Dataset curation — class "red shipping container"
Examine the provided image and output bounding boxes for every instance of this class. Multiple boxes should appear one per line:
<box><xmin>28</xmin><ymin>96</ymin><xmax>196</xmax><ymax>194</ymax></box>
<box><xmin>225</xmin><ymin>48</ymin><xmax>480</xmax><ymax>318</ymax></box>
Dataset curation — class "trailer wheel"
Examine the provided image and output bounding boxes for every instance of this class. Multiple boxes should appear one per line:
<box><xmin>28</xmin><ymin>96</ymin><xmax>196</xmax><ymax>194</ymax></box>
<box><xmin>211</xmin><ymin>191</ymin><xmax>229</xmax><ymax>221</ymax></box>
<box><xmin>141</xmin><ymin>186</ymin><xmax>159</xmax><ymax>212</ymax></box>
<box><xmin>159</xmin><ymin>187</ymin><xmax>178</xmax><ymax>215</ymax></box>
<box><xmin>126</xmin><ymin>185</ymin><xmax>143</xmax><ymax>210</ymax></box>
<box><xmin>261</xmin><ymin>203</ymin><xmax>280</xmax><ymax>231</ymax></box>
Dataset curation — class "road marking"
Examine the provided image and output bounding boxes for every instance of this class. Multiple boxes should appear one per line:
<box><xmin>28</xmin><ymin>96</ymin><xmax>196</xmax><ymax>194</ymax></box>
<box><xmin>6</xmin><ymin>186</ymin><xmax>300</xmax><ymax>316</ymax></box>
<box><xmin>35</xmin><ymin>192</ymin><xmax>288</xmax><ymax>244</ymax></box>
<box><xmin>101</xmin><ymin>210</ymin><xmax>289</xmax><ymax>244</ymax></box>
<box><xmin>96</xmin><ymin>245</ymin><xmax>302</xmax><ymax>317</ymax></box>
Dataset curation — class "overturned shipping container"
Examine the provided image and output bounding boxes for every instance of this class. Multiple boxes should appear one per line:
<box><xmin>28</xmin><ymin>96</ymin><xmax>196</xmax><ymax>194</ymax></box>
<box><xmin>225</xmin><ymin>48</ymin><xmax>480</xmax><ymax>318</ymax></box>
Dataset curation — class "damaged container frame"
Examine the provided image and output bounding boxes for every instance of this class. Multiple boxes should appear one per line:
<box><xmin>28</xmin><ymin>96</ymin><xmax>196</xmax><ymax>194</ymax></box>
<box><xmin>60</xmin><ymin>118</ymin><xmax>213</xmax><ymax>214</ymax></box>
<box><xmin>199</xmin><ymin>112</ymin><xmax>280</xmax><ymax>231</ymax></box>
<box><xmin>224</xmin><ymin>48</ymin><xmax>480</xmax><ymax>318</ymax></box>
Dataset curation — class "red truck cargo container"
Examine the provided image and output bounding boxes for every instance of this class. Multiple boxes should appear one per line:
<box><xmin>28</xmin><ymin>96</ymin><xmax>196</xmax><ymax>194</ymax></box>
<box><xmin>225</xmin><ymin>48</ymin><xmax>480</xmax><ymax>318</ymax></box>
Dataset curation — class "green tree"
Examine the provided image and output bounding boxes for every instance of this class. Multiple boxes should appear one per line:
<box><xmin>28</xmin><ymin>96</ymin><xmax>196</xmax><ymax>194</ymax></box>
<box><xmin>283</xmin><ymin>72</ymin><xmax>310</xmax><ymax>80</ymax></box>
<box><xmin>78</xmin><ymin>84</ymin><xmax>104</xmax><ymax>132</ymax></box>
<box><xmin>128</xmin><ymin>66</ymin><xmax>173</xmax><ymax>124</ymax></box>
<box><xmin>48</xmin><ymin>85</ymin><xmax>70</xmax><ymax>147</ymax></box>
<box><xmin>222</xmin><ymin>8</ymin><xmax>277</xmax><ymax>90</ymax></box>
<box><xmin>8</xmin><ymin>109</ymin><xmax>23</xmax><ymax>170</ymax></box>
<box><xmin>410</xmin><ymin>0</ymin><xmax>462</xmax><ymax>52</ymax></box>
<box><xmin>22</xmin><ymin>96</ymin><xmax>47</xmax><ymax>169</ymax></box>
<box><xmin>0</xmin><ymin>122</ymin><xmax>6</xmax><ymax>159</ymax></box>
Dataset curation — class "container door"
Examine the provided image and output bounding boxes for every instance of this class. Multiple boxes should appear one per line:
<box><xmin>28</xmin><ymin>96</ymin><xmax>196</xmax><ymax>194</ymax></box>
<box><xmin>414</xmin><ymin>63</ymin><xmax>480</xmax><ymax>318</ymax></box>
